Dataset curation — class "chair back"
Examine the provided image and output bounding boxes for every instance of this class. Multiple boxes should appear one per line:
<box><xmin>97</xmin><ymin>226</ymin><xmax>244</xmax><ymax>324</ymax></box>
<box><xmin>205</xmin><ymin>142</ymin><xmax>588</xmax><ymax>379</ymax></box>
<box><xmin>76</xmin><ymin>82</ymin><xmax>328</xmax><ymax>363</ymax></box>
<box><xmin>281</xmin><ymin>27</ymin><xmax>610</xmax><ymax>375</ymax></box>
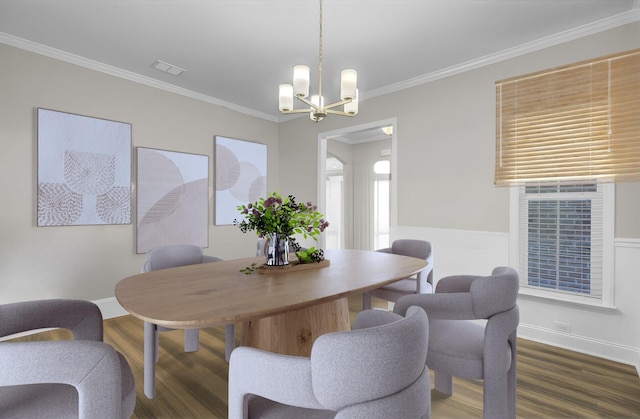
<box><xmin>310</xmin><ymin>306</ymin><xmax>428</xmax><ymax>411</ymax></box>
<box><xmin>389</xmin><ymin>239</ymin><xmax>433</xmax><ymax>292</ymax></box>
<box><xmin>0</xmin><ymin>299</ymin><xmax>103</xmax><ymax>341</ymax></box>
<box><xmin>143</xmin><ymin>244</ymin><xmax>204</xmax><ymax>272</ymax></box>
<box><xmin>391</xmin><ymin>239</ymin><xmax>431</xmax><ymax>260</ymax></box>
<box><xmin>470</xmin><ymin>266</ymin><xmax>519</xmax><ymax>318</ymax></box>
<box><xmin>433</xmin><ymin>266</ymin><xmax>518</xmax><ymax>319</ymax></box>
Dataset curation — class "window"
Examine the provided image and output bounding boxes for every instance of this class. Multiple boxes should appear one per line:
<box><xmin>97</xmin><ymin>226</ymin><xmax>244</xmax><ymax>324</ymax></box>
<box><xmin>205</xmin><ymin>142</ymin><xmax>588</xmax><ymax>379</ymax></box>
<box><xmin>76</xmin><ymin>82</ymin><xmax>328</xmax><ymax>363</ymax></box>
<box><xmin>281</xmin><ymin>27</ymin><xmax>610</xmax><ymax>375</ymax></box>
<box><xmin>511</xmin><ymin>183</ymin><xmax>614</xmax><ymax>306</ymax></box>
<box><xmin>498</xmin><ymin>50</ymin><xmax>637</xmax><ymax>307</ymax></box>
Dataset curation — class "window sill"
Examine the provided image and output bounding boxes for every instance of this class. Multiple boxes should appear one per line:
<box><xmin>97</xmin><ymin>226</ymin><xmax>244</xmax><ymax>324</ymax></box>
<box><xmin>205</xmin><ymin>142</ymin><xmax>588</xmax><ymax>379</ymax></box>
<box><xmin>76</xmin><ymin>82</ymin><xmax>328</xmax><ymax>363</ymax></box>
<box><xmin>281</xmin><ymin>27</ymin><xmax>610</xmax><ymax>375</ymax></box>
<box><xmin>518</xmin><ymin>287</ymin><xmax>618</xmax><ymax>312</ymax></box>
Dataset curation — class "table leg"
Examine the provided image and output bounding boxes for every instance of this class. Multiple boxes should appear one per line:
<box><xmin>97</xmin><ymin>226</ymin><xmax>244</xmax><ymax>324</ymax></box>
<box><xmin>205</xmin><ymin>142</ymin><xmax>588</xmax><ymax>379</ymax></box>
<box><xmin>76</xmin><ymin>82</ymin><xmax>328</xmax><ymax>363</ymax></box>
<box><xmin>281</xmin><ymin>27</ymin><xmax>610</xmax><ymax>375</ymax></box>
<box><xmin>144</xmin><ymin>321</ymin><xmax>157</xmax><ymax>399</ymax></box>
<box><xmin>242</xmin><ymin>297</ymin><xmax>350</xmax><ymax>357</ymax></box>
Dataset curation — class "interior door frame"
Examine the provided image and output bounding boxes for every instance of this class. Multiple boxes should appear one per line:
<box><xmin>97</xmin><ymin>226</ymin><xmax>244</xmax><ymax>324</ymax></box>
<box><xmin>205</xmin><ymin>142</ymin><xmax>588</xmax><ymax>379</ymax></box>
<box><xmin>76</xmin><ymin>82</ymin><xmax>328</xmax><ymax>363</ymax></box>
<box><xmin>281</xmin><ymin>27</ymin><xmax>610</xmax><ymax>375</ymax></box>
<box><xmin>317</xmin><ymin>118</ymin><xmax>398</xmax><ymax>250</ymax></box>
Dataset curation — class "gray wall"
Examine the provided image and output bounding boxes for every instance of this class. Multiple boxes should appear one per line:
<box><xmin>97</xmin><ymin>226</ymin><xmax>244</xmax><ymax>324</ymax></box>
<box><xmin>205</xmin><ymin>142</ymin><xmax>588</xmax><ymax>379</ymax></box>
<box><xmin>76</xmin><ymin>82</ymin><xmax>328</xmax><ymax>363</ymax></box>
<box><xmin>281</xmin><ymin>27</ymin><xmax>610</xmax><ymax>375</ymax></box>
<box><xmin>278</xmin><ymin>22</ymin><xmax>640</xmax><ymax>237</ymax></box>
<box><xmin>0</xmin><ymin>43</ymin><xmax>279</xmax><ymax>305</ymax></box>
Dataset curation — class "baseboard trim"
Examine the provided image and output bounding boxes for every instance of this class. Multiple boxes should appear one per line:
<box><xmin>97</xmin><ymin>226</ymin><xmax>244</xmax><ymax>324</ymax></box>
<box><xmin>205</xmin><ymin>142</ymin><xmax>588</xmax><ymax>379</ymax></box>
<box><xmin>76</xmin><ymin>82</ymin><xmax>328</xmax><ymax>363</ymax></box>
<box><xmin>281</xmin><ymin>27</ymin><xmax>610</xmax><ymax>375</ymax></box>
<box><xmin>94</xmin><ymin>296</ymin><xmax>128</xmax><ymax>319</ymax></box>
<box><xmin>519</xmin><ymin>323</ymin><xmax>640</xmax><ymax>373</ymax></box>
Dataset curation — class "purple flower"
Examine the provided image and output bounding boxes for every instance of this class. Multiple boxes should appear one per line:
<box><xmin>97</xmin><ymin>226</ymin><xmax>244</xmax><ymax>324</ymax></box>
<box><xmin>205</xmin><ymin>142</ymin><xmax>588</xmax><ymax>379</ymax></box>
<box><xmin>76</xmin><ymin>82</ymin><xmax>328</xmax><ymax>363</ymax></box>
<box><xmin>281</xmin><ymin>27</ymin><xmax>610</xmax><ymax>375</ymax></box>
<box><xmin>236</xmin><ymin>192</ymin><xmax>329</xmax><ymax>242</ymax></box>
<box><xmin>264</xmin><ymin>196</ymin><xmax>279</xmax><ymax>207</ymax></box>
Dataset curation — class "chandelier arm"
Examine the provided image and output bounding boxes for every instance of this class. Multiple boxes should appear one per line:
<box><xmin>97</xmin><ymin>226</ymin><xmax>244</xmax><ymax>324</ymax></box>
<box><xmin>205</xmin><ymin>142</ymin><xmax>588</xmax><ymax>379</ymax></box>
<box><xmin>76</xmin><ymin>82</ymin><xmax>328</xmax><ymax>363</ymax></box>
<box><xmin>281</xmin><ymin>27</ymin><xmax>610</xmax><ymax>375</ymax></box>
<box><xmin>281</xmin><ymin>109</ymin><xmax>319</xmax><ymax>115</ymax></box>
<box><xmin>325</xmin><ymin>109</ymin><xmax>357</xmax><ymax>117</ymax></box>
<box><xmin>323</xmin><ymin>98</ymin><xmax>353</xmax><ymax>111</ymax></box>
<box><xmin>295</xmin><ymin>96</ymin><xmax>321</xmax><ymax>111</ymax></box>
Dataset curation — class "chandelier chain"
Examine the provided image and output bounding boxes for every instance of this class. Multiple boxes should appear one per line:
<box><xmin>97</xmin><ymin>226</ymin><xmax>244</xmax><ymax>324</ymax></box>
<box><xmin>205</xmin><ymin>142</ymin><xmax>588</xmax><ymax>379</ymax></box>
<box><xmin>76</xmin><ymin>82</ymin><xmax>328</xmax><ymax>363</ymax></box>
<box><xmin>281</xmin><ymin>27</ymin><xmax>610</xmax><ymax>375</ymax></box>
<box><xmin>318</xmin><ymin>0</ymin><xmax>323</xmax><ymax>100</ymax></box>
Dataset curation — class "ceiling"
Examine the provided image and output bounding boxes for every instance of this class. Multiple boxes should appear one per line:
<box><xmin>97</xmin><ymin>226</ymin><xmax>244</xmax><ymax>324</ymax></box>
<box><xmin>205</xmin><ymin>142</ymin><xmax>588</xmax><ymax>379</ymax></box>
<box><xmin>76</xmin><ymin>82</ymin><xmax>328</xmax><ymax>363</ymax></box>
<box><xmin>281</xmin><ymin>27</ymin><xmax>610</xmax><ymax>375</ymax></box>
<box><xmin>0</xmin><ymin>0</ymin><xmax>638</xmax><ymax>123</ymax></box>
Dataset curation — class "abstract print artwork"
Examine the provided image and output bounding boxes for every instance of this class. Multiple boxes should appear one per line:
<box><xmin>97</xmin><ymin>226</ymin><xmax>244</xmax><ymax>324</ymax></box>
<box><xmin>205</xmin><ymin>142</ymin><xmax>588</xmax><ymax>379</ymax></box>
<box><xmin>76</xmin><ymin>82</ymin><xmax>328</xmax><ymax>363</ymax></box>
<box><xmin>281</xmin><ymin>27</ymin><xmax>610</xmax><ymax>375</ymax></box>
<box><xmin>37</xmin><ymin>108</ymin><xmax>132</xmax><ymax>226</ymax></box>
<box><xmin>136</xmin><ymin>147</ymin><xmax>209</xmax><ymax>253</ymax></box>
<box><xmin>214</xmin><ymin>136</ymin><xmax>267</xmax><ymax>225</ymax></box>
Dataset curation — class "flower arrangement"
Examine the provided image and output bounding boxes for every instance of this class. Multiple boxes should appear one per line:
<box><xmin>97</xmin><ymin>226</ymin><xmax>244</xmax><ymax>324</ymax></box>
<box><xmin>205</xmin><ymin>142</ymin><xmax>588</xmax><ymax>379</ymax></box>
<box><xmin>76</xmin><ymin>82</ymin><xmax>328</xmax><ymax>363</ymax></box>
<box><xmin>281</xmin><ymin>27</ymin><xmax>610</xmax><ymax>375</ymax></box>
<box><xmin>234</xmin><ymin>191</ymin><xmax>329</xmax><ymax>265</ymax></box>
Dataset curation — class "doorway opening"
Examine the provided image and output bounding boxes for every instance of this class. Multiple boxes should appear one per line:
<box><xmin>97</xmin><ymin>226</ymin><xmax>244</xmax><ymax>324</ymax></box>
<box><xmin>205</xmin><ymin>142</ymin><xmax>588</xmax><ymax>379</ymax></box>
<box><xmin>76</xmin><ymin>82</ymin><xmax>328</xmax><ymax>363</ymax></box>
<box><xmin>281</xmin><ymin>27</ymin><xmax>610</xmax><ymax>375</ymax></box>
<box><xmin>318</xmin><ymin>118</ymin><xmax>397</xmax><ymax>251</ymax></box>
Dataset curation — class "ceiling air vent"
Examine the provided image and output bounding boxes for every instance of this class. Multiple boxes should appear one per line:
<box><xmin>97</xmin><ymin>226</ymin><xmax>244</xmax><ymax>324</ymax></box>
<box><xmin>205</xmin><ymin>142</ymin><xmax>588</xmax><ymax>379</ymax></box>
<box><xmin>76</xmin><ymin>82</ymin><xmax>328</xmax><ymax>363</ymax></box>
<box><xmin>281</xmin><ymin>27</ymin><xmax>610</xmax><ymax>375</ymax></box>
<box><xmin>151</xmin><ymin>60</ymin><xmax>185</xmax><ymax>76</ymax></box>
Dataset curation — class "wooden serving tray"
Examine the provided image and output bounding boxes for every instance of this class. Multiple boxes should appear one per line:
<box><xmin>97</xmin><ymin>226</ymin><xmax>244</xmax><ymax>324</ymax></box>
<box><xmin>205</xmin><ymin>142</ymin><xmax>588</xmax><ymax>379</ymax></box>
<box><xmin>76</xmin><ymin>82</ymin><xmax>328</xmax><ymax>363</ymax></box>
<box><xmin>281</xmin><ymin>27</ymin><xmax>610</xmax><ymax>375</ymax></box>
<box><xmin>256</xmin><ymin>259</ymin><xmax>330</xmax><ymax>274</ymax></box>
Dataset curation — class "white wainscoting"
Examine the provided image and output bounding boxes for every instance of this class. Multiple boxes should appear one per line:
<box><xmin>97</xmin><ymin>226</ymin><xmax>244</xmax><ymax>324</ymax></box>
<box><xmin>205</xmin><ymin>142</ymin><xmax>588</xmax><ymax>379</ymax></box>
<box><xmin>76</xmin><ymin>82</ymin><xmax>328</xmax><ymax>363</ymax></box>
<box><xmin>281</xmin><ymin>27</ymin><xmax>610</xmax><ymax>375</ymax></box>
<box><xmin>95</xmin><ymin>297</ymin><xmax>128</xmax><ymax>319</ymax></box>
<box><xmin>392</xmin><ymin>225</ymin><xmax>511</xmax><ymax>281</ymax></box>
<box><xmin>392</xmin><ymin>226</ymin><xmax>640</xmax><ymax>373</ymax></box>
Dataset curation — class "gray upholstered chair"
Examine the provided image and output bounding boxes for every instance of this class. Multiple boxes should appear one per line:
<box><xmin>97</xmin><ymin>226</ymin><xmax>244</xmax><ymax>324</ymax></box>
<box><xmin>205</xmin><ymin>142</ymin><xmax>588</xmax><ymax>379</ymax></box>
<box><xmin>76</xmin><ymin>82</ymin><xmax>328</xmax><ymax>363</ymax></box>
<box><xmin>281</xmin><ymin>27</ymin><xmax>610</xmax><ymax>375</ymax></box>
<box><xmin>142</xmin><ymin>244</ymin><xmax>226</xmax><ymax>398</ymax></box>
<box><xmin>0</xmin><ymin>299</ymin><xmax>136</xmax><ymax>419</ymax></box>
<box><xmin>142</xmin><ymin>244</ymin><xmax>223</xmax><ymax>355</ymax></box>
<box><xmin>394</xmin><ymin>266</ymin><xmax>519</xmax><ymax>419</ymax></box>
<box><xmin>228</xmin><ymin>306</ymin><xmax>431</xmax><ymax>419</ymax></box>
<box><xmin>363</xmin><ymin>239</ymin><xmax>433</xmax><ymax>310</ymax></box>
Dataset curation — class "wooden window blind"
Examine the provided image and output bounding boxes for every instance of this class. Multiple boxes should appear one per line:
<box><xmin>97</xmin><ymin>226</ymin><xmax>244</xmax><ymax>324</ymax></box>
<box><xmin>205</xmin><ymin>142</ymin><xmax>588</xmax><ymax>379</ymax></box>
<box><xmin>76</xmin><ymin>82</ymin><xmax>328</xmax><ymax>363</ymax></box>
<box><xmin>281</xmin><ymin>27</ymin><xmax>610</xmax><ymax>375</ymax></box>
<box><xmin>495</xmin><ymin>48</ymin><xmax>640</xmax><ymax>186</ymax></box>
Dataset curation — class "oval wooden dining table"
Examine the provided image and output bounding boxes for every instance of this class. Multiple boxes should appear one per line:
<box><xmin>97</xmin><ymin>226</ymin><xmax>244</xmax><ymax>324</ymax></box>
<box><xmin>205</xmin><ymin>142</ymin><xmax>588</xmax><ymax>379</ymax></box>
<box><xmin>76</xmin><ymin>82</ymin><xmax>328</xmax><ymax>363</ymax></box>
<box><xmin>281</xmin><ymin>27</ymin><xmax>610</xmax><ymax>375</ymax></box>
<box><xmin>115</xmin><ymin>248</ymin><xmax>428</xmax><ymax>398</ymax></box>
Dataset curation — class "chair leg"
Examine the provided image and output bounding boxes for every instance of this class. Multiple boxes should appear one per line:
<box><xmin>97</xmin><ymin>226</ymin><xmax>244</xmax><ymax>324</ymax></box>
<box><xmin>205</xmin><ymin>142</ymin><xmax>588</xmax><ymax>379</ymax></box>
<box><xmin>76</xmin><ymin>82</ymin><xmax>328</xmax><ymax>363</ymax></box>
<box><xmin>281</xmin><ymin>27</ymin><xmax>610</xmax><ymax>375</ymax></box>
<box><xmin>434</xmin><ymin>370</ymin><xmax>453</xmax><ymax>396</ymax></box>
<box><xmin>483</xmin><ymin>370</ymin><xmax>510</xmax><ymax>419</ymax></box>
<box><xmin>507</xmin><ymin>365</ymin><xmax>517</xmax><ymax>419</ymax></box>
<box><xmin>484</xmin><ymin>340</ymin><xmax>517</xmax><ymax>418</ymax></box>
<box><xmin>144</xmin><ymin>321</ymin><xmax>158</xmax><ymax>399</ymax></box>
<box><xmin>363</xmin><ymin>292</ymin><xmax>372</xmax><ymax>310</ymax></box>
<box><xmin>225</xmin><ymin>324</ymin><xmax>235</xmax><ymax>362</ymax></box>
<box><xmin>184</xmin><ymin>329</ymin><xmax>199</xmax><ymax>352</ymax></box>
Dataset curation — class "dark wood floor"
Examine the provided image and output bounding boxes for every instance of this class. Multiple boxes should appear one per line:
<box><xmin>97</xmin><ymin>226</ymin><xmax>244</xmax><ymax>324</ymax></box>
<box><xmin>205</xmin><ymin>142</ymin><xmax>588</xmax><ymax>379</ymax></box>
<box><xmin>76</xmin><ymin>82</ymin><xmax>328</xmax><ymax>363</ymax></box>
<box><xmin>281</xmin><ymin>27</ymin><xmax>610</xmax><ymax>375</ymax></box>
<box><xmin>14</xmin><ymin>295</ymin><xmax>640</xmax><ymax>418</ymax></box>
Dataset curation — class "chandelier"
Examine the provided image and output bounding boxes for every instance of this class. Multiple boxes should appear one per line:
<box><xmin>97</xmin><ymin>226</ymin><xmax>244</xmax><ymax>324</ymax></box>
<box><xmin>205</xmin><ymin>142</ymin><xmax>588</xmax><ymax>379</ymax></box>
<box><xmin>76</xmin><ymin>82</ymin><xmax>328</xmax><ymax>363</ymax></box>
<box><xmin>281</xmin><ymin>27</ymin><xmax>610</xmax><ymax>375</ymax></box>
<box><xmin>278</xmin><ymin>0</ymin><xmax>358</xmax><ymax>122</ymax></box>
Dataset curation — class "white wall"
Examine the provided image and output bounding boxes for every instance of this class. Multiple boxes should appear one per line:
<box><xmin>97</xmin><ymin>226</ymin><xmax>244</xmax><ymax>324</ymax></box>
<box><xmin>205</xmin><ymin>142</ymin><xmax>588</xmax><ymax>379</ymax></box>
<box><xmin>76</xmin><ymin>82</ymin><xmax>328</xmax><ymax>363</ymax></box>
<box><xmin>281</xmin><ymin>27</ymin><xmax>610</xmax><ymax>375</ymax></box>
<box><xmin>0</xmin><ymin>43</ymin><xmax>279</xmax><ymax>306</ymax></box>
<box><xmin>278</xmin><ymin>22</ymin><xmax>640</xmax><ymax>369</ymax></box>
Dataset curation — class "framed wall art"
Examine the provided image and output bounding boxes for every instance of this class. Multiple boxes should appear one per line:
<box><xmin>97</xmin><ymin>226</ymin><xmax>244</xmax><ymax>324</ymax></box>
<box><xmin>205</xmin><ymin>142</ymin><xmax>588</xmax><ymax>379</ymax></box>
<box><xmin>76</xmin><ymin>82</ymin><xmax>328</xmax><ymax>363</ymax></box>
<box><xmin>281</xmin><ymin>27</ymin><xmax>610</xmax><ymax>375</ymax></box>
<box><xmin>37</xmin><ymin>108</ymin><xmax>132</xmax><ymax>226</ymax></box>
<box><xmin>136</xmin><ymin>147</ymin><xmax>209</xmax><ymax>253</ymax></box>
<box><xmin>214</xmin><ymin>136</ymin><xmax>267</xmax><ymax>225</ymax></box>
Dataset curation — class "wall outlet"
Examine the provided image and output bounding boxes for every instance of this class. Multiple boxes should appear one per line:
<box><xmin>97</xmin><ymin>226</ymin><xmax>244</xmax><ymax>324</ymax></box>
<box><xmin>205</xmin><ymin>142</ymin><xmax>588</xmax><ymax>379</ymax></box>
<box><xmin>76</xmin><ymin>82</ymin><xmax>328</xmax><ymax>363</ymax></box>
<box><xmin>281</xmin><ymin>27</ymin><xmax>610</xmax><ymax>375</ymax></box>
<box><xmin>553</xmin><ymin>321</ymin><xmax>572</xmax><ymax>333</ymax></box>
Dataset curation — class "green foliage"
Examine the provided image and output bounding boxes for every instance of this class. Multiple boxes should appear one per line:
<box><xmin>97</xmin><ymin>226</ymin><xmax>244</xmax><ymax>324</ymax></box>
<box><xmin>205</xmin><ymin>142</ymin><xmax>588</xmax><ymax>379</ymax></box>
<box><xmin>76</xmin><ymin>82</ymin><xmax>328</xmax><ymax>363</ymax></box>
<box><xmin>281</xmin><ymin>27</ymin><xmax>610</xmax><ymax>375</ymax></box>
<box><xmin>295</xmin><ymin>247</ymin><xmax>325</xmax><ymax>264</ymax></box>
<box><xmin>239</xmin><ymin>262</ymin><xmax>258</xmax><ymax>275</ymax></box>
<box><xmin>234</xmin><ymin>192</ymin><xmax>329</xmax><ymax>242</ymax></box>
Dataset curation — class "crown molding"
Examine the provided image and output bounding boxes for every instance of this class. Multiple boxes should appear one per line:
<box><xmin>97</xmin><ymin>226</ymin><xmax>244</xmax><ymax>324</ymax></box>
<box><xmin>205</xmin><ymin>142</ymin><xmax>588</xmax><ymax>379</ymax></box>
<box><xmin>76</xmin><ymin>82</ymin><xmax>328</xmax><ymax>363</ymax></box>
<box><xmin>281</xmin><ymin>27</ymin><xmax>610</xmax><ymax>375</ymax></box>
<box><xmin>0</xmin><ymin>32</ymin><xmax>279</xmax><ymax>123</ymax></box>
<box><xmin>2</xmin><ymin>7</ymin><xmax>639</xmax><ymax>123</ymax></box>
<box><xmin>363</xmin><ymin>8</ymin><xmax>640</xmax><ymax>102</ymax></box>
